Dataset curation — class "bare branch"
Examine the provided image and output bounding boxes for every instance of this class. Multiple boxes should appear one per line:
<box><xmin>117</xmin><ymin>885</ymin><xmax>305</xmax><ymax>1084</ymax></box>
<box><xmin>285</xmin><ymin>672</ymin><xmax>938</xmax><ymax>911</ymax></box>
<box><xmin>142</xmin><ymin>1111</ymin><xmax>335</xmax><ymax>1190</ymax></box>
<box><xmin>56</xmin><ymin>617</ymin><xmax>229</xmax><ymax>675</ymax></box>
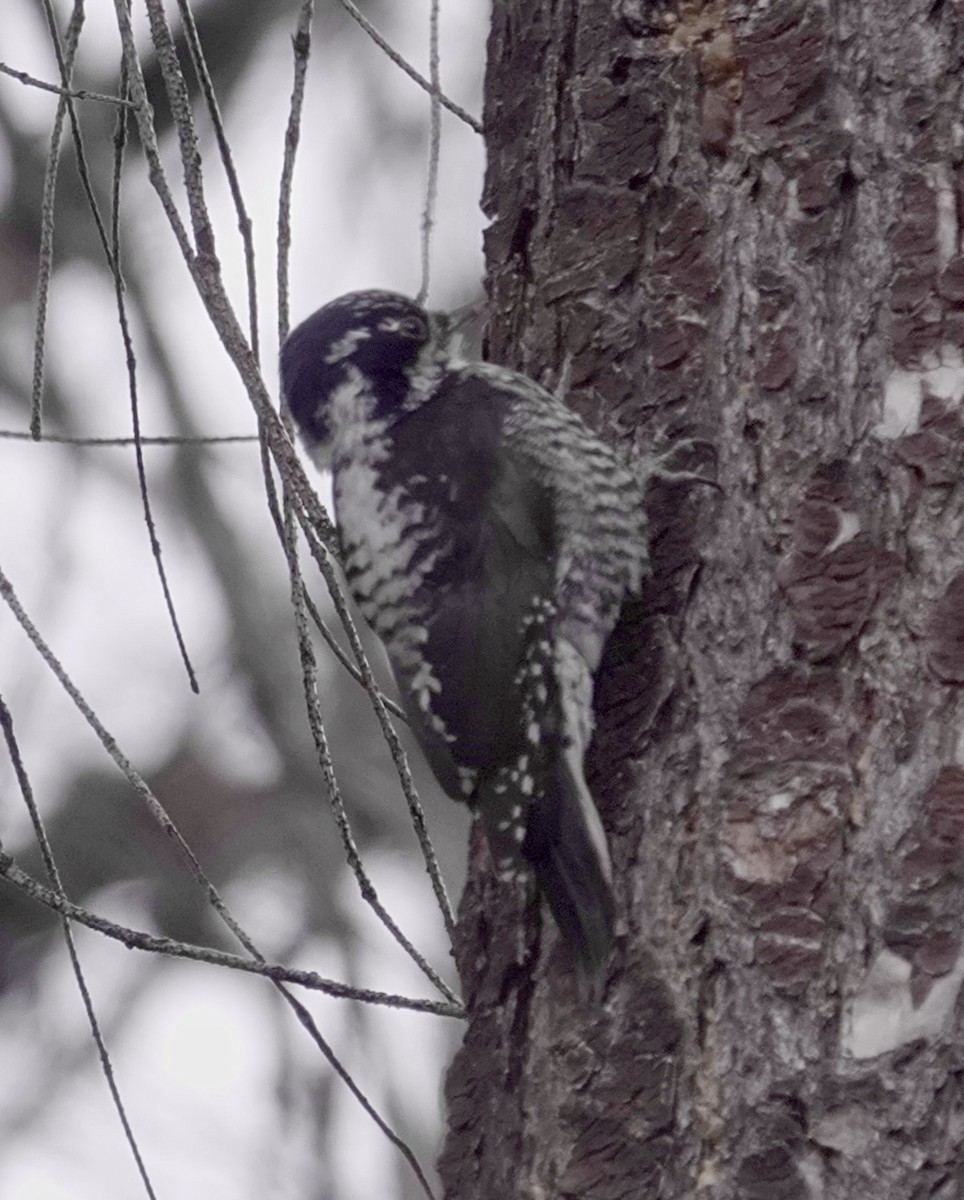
<box><xmin>416</xmin><ymin>0</ymin><xmax>442</xmax><ymax>306</ymax></box>
<box><xmin>0</xmin><ymin>60</ymin><xmax>135</xmax><ymax>106</ymax></box>
<box><xmin>175</xmin><ymin>0</ymin><xmax>261</xmax><ymax>361</ymax></box>
<box><xmin>281</xmin><ymin>484</ymin><xmax>458</xmax><ymax>1002</ymax></box>
<box><xmin>337</xmin><ymin>0</ymin><xmax>483</xmax><ymax>134</ymax></box>
<box><xmin>0</xmin><ymin>698</ymin><xmax>159</xmax><ymax>1199</ymax></box>
<box><xmin>0</xmin><ymin>848</ymin><xmax>462</xmax><ymax>1019</ymax></box>
<box><xmin>277</xmin><ymin>0</ymin><xmax>315</xmax><ymax>344</ymax></box>
<box><xmin>0</xmin><ymin>429</ymin><xmax>258</xmax><ymax>446</ymax></box>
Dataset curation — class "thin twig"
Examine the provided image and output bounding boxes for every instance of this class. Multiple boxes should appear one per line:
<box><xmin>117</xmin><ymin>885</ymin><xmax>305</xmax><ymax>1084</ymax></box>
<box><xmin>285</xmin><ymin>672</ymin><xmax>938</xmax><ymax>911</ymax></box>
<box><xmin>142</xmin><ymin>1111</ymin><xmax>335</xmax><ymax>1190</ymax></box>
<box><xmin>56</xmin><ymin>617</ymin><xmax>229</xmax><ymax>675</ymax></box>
<box><xmin>0</xmin><ymin>60</ymin><xmax>135</xmax><ymax>106</ymax></box>
<box><xmin>416</xmin><ymin>0</ymin><xmax>442</xmax><ymax>307</ymax></box>
<box><xmin>294</xmin><ymin>505</ymin><xmax>457</xmax><ymax>943</ymax></box>
<box><xmin>0</xmin><ymin>429</ymin><xmax>258</xmax><ymax>446</ymax></box>
<box><xmin>300</xmin><ymin>583</ymin><xmax>408</xmax><ymax>722</ymax></box>
<box><xmin>0</xmin><ymin>848</ymin><xmax>448</xmax><ymax>1200</ymax></box>
<box><xmin>31</xmin><ymin>1</ymin><xmax>85</xmax><ymax>440</ymax></box>
<box><xmin>111</xmin><ymin>14</ymin><xmax>447</xmax><ymax>1192</ymax></box>
<box><xmin>141</xmin><ymin>0</ymin><xmax>216</xmax><ymax>257</ymax></box>
<box><xmin>0</xmin><ymin>558</ymin><xmax>252</xmax><ymax>956</ymax></box>
<box><xmin>254</xmin><ymin>419</ymin><xmax>410</xmax><ymax>722</ymax></box>
<box><xmin>264</xmin><ymin>989</ymin><xmax>440</xmax><ymax>1200</ymax></box>
<box><xmin>2</xmin><ymin>957</ymin><xmax>164</xmax><ymax>1146</ymax></box>
<box><xmin>277</xmin><ymin>0</ymin><xmax>315</xmax><ymax>344</ymax></box>
<box><xmin>271</xmin><ymin>0</ymin><xmax>409</xmax><ymax>716</ymax></box>
<box><xmin>0</xmin><ymin>850</ymin><xmax>462</xmax><ymax>1018</ymax></box>
<box><xmin>0</xmin><ymin>700</ymin><xmax>159</xmax><ymax>1200</ymax></box>
<box><xmin>32</xmin><ymin>5</ymin><xmax>197</xmax><ymax>690</ymax></box>
<box><xmin>107</xmin><ymin>60</ymin><xmax>199</xmax><ymax>694</ymax></box>
<box><xmin>40</xmin><ymin>0</ymin><xmax>118</xmax><ymax>267</ymax></box>
<box><xmin>112</xmin><ymin>2</ymin><xmax>197</xmax><ymax>264</ymax></box>
<box><xmin>272</xmin><ymin>1</ymin><xmax>451</xmax><ymax>932</ymax></box>
<box><xmin>281</xmin><ymin>484</ymin><xmax>457</xmax><ymax>1002</ymax></box>
<box><xmin>119</xmin><ymin>0</ymin><xmax>456</xmax><ymax>1005</ymax></box>
<box><xmin>337</xmin><ymin>0</ymin><xmax>482</xmax><ymax>134</ymax></box>
<box><xmin>0</xmin><ymin>549</ymin><xmax>454</xmax><ymax>1200</ymax></box>
<box><xmin>264</xmin><ymin>467</ymin><xmax>456</xmax><ymax>940</ymax></box>
<box><xmin>175</xmin><ymin>0</ymin><xmax>261</xmax><ymax>361</ymax></box>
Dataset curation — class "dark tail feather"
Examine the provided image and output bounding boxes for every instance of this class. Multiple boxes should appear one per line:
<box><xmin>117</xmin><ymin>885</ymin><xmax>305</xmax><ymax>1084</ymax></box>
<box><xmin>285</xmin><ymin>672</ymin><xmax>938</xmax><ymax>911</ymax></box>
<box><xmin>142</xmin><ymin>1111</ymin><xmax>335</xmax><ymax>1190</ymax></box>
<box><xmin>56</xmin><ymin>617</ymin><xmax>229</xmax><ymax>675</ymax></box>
<box><xmin>522</xmin><ymin>753</ymin><xmax>616</xmax><ymax>981</ymax></box>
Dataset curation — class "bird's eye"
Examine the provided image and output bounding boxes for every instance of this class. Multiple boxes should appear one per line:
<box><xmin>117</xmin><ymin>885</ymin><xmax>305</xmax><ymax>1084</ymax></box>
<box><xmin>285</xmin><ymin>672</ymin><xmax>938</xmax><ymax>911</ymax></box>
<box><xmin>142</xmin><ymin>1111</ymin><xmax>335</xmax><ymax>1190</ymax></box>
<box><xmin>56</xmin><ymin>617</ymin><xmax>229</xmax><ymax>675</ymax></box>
<box><xmin>382</xmin><ymin>314</ymin><xmax>425</xmax><ymax>339</ymax></box>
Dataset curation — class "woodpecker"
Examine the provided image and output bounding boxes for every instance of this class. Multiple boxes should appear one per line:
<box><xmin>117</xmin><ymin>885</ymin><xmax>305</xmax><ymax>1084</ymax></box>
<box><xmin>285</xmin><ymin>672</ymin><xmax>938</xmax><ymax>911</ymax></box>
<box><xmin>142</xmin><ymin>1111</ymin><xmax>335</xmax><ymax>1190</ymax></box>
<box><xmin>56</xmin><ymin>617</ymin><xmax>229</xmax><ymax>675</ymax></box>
<box><xmin>281</xmin><ymin>290</ymin><xmax>647</xmax><ymax>977</ymax></box>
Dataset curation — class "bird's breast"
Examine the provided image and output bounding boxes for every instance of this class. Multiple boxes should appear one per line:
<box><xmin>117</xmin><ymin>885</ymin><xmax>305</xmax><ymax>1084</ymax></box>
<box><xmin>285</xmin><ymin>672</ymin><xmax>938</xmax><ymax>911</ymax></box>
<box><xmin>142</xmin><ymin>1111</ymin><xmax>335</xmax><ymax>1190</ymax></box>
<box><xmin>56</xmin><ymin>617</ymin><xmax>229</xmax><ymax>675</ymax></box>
<box><xmin>333</xmin><ymin>446</ymin><xmax>445</xmax><ymax>665</ymax></box>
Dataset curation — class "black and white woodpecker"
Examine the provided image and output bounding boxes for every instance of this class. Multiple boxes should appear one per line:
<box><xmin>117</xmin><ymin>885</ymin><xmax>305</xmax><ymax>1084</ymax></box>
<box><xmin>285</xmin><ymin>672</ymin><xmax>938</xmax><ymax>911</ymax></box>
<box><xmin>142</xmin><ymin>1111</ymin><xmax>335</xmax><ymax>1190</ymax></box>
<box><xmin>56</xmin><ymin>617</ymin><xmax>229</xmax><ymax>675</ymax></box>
<box><xmin>281</xmin><ymin>290</ymin><xmax>647</xmax><ymax>977</ymax></box>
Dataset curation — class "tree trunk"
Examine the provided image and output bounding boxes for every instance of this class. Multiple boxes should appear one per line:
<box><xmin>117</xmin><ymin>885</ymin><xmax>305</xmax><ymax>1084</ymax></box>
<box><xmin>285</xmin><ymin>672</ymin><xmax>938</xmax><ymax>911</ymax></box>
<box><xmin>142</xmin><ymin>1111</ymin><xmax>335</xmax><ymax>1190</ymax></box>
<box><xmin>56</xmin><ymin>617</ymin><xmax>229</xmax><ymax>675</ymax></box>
<box><xmin>439</xmin><ymin>1</ymin><xmax>964</xmax><ymax>1196</ymax></box>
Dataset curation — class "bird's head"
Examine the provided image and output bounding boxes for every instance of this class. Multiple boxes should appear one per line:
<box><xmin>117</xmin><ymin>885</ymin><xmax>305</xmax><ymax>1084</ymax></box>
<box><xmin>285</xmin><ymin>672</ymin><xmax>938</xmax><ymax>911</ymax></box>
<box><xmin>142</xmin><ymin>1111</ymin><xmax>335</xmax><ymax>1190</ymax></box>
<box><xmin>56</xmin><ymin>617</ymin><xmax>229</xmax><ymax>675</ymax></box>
<box><xmin>280</xmin><ymin>290</ymin><xmax>457</xmax><ymax>466</ymax></box>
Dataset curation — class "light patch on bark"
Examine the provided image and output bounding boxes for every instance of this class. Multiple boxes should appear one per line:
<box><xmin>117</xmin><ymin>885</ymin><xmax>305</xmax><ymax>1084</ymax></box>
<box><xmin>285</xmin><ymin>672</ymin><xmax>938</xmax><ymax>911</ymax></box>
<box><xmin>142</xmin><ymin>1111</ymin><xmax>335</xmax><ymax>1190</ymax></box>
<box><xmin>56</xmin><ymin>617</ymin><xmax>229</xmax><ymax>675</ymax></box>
<box><xmin>810</xmin><ymin>1104</ymin><xmax>878</xmax><ymax>1156</ymax></box>
<box><xmin>877</xmin><ymin>370</ymin><xmax>923</xmax><ymax>438</ymax></box>
<box><xmin>785</xmin><ymin>176</ymin><xmax>804</xmax><ymax>222</ymax></box>
<box><xmin>919</xmin><ymin>343</ymin><xmax>964</xmax><ymax>399</ymax></box>
<box><xmin>765</xmin><ymin>790</ymin><xmax>795</xmax><ymax>812</ymax></box>
<box><xmin>877</xmin><ymin>348</ymin><xmax>964</xmax><ymax>438</ymax></box>
<box><xmin>796</xmin><ymin>1150</ymin><xmax>827</xmax><ymax>1199</ymax></box>
<box><xmin>823</xmin><ymin>510</ymin><xmax>861</xmax><ymax>555</ymax></box>
<box><xmin>933</xmin><ymin>163</ymin><xmax>958</xmax><ymax>266</ymax></box>
<box><xmin>842</xmin><ymin>946</ymin><xmax>964</xmax><ymax>1059</ymax></box>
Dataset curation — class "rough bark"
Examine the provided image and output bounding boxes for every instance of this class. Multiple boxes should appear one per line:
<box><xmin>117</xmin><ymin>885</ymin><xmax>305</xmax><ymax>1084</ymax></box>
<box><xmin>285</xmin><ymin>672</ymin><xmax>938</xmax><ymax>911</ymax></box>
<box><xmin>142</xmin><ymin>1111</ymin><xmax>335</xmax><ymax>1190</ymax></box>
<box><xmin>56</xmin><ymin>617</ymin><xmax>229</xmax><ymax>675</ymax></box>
<box><xmin>439</xmin><ymin>0</ymin><xmax>964</xmax><ymax>1197</ymax></box>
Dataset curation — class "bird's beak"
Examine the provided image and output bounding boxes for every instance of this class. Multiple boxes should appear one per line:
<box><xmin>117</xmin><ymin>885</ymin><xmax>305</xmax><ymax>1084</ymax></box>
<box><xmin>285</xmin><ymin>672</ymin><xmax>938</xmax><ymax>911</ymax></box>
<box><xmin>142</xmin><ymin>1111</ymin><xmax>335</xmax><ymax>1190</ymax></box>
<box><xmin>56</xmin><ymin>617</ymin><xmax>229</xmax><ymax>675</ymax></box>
<box><xmin>436</xmin><ymin>297</ymin><xmax>486</xmax><ymax>360</ymax></box>
<box><xmin>448</xmin><ymin>297</ymin><xmax>486</xmax><ymax>334</ymax></box>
